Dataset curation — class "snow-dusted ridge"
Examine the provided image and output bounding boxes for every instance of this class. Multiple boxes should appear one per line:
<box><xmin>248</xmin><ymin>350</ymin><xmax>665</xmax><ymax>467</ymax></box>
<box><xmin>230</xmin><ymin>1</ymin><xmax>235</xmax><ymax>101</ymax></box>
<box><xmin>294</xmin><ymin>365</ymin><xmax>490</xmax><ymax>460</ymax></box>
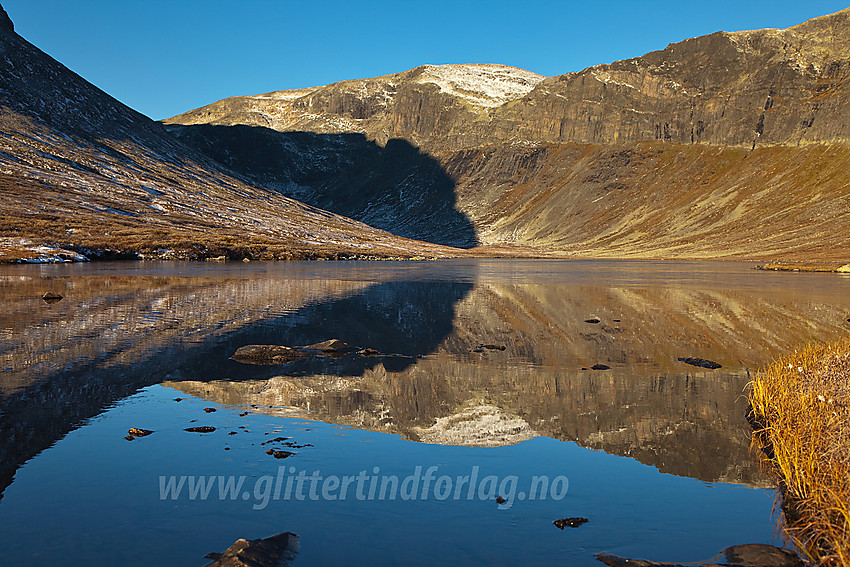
<box><xmin>415</xmin><ymin>64</ymin><xmax>545</xmax><ymax>107</ymax></box>
<box><xmin>242</xmin><ymin>64</ymin><xmax>546</xmax><ymax>109</ymax></box>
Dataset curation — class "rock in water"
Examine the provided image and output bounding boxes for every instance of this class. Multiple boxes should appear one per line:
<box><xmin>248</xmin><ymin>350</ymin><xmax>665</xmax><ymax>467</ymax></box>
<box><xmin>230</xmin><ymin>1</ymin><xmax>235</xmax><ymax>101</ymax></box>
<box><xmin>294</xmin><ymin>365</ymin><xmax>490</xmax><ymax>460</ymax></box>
<box><xmin>554</xmin><ymin>517</ymin><xmax>589</xmax><ymax>529</ymax></box>
<box><xmin>300</xmin><ymin>339</ymin><xmax>358</xmax><ymax>354</ymax></box>
<box><xmin>724</xmin><ymin>544</ymin><xmax>803</xmax><ymax>567</ymax></box>
<box><xmin>127</xmin><ymin>428</ymin><xmax>153</xmax><ymax>438</ymax></box>
<box><xmin>678</xmin><ymin>357</ymin><xmax>722</xmax><ymax>369</ymax></box>
<box><xmin>231</xmin><ymin>345</ymin><xmax>312</xmax><ymax>365</ymax></box>
<box><xmin>185</xmin><ymin>426</ymin><xmax>216</xmax><ymax>433</ymax></box>
<box><xmin>204</xmin><ymin>532</ymin><xmax>299</xmax><ymax>567</ymax></box>
<box><xmin>596</xmin><ymin>543</ymin><xmax>802</xmax><ymax>567</ymax></box>
<box><xmin>42</xmin><ymin>291</ymin><xmax>63</xmax><ymax>304</ymax></box>
<box><xmin>265</xmin><ymin>449</ymin><xmax>294</xmax><ymax>459</ymax></box>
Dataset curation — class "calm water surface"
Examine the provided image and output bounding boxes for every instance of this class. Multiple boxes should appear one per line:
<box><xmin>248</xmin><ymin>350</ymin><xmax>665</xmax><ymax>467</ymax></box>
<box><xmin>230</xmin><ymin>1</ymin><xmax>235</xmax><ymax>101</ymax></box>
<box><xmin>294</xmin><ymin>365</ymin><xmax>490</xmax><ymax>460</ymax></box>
<box><xmin>1</xmin><ymin>259</ymin><xmax>849</xmax><ymax>566</ymax></box>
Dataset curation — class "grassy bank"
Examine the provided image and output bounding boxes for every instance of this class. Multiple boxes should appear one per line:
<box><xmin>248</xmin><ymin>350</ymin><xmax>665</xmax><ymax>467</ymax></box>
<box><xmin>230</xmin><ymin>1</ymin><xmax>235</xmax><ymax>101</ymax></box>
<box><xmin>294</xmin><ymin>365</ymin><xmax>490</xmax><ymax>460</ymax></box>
<box><xmin>749</xmin><ymin>340</ymin><xmax>850</xmax><ymax>566</ymax></box>
<box><xmin>757</xmin><ymin>263</ymin><xmax>850</xmax><ymax>273</ymax></box>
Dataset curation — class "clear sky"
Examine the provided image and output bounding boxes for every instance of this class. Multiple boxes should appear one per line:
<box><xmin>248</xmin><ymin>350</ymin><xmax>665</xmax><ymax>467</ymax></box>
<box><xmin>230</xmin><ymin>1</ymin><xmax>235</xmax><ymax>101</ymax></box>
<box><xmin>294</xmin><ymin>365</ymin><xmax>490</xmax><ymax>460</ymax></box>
<box><xmin>3</xmin><ymin>0</ymin><xmax>848</xmax><ymax>120</ymax></box>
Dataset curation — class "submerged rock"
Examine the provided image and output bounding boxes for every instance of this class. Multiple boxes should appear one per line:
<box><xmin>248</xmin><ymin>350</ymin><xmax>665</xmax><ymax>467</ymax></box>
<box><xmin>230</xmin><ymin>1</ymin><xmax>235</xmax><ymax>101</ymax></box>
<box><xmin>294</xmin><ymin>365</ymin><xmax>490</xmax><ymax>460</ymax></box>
<box><xmin>301</xmin><ymin>339</ymin><xmax>358</xmax><ymax>353</ymax></box>
<box><xmin>204</xmin><ymin>407</ymin><xmax>217</xmax><ymax>413</ymax></box>
<box><xmin>678</xmin><ymin>357</ymin><xmax>722</xmax><ymax>369</ymax></box>
<box><xmin>204</xmin><ymin>532</ymin><xmax>299</xmax><ymax>567</ymax></box>
<box><xmin>596</xmin><ymin>543</ymin><xmax>802</xmax><ymax>567</ymax></box>
<box><xmin>185</xmin><ymin>426</ymin><xmax>216</xmax><ymax>433</ymax></box>
<box><xmin>41</xmin><ymin>291</ymin><xmax>63</xmax><ymax>304</ymax></box>
<box><xmin>231</xmin><ymin>345</ymin><xmax>312</xmax><ymax>365</ymax></box>
<box><xmin>554</xmin><ymin>517</ymin><xmax>588</xmax><ymax>529</ymax></box>
<box><xmin>127</xmin><ymin>428</ymin><xmax>153</xmax><ymax>438</ymax></box>
<box><xmin>265</xmin><ymin>449</ymin><xmax>294</xmax><ymax>459</ymax></box>
<box><xmin>232</xmin><ymin>340</ymin><xmax>364</xmax><ymax>364</ymax></box>
<box><xmin>724</xmin><ymin>544</ymin><xmax>803</xmax><ymax>566</ymax></box>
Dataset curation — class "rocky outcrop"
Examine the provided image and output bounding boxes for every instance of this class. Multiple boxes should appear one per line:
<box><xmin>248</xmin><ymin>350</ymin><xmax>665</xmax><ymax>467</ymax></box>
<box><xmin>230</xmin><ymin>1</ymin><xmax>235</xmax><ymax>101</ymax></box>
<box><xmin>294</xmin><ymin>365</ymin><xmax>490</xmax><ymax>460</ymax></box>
<box><xmin>167</xmin><ymin>64</ymin><xmax>544</xmax><ymax>149</ymax></box>
<box><xmin>204</xmin><ymin>532</ymin><xmax>299</xmax><ymax>567</ymax></box>
<box><xmin>495</xmin><ymin>10</ymin><xmax>850</xmax><ymax>148</ymax></box>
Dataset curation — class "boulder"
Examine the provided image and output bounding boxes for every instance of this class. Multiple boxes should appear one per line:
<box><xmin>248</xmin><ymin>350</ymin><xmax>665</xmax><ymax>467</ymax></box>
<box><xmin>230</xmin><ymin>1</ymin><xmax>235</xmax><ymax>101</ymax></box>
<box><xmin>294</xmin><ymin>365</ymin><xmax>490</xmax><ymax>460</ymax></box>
<box><xmin>554</xmin><ymin>517</ymin><xmax>588</xmax><ymax>529</ymax></box>
<box><xmin>204</xmin><ymin>532</ymin><xmax>299</xmax><ymax>567</ymax></box>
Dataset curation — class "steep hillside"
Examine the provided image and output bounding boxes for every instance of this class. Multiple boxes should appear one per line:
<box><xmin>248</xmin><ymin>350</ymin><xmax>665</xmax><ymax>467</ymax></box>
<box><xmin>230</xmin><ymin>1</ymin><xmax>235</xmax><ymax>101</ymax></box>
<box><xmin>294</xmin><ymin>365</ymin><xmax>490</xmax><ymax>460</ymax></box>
<box><xmin>167</xmin><ymin>9</ymin><xmax>850</xmax><ymax>260</ymax></box>
<box><xmin>0</xmin><ymin>5</ymin><xmax>460</xmax><ymax>261</ymax></box>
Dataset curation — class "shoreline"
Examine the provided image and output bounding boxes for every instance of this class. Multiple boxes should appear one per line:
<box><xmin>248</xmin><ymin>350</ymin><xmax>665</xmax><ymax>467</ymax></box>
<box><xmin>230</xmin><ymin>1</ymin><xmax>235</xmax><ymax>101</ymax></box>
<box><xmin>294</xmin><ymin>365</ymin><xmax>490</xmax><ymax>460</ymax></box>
<box><xmin>3</xmin><ymin>238</ymin><xmax>849</xmax><ymax>266</ymax></box>
<box><xmin>748</xmin><ymin>340</ymin><xmax>850</xmax><ymax>566</ymax></box>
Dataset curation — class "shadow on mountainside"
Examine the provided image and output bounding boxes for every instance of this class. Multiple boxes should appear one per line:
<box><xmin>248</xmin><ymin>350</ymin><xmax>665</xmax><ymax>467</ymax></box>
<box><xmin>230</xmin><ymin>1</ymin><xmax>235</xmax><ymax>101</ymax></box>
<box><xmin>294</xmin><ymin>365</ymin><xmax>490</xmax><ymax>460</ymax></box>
<box><xmin>168</xmin><ymin>124</ymin><xmax>478</xmax><ymax>248</ymax></box>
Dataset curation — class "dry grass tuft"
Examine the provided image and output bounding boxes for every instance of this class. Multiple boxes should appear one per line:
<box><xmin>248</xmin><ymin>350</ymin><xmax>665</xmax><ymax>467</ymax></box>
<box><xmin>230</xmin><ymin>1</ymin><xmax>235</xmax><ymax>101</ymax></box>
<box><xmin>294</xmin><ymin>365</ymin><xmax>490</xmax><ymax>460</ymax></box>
<box><xmin>749</xmin><ymin>339</ymin><xmax>850</xmax><ymax>566</ymax></box>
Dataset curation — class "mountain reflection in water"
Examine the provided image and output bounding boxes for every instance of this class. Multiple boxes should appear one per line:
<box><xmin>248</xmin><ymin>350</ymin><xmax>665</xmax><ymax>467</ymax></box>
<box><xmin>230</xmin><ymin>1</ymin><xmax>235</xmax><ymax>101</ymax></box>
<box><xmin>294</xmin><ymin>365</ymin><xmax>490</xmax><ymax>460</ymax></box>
<box><xmin>2</xmin><ymin>260</ymin><xmax>850</xmax><ymax>502</ymax></box>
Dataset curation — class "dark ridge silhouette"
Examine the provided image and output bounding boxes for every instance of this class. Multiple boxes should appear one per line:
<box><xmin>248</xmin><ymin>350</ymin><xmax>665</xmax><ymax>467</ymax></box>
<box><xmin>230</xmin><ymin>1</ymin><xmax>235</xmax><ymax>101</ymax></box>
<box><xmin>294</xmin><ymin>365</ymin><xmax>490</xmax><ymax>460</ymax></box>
<box><xmin>168</xmin><ymin>124</ymin><xmax>479</xmax><ymax>248</ymax></box>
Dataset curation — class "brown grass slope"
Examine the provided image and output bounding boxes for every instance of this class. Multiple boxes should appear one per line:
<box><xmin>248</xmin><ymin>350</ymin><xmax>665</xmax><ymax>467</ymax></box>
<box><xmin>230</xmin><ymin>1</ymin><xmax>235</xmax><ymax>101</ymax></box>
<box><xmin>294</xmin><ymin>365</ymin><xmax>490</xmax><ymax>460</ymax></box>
<box><xmin>0</xmin><ymin>5</ymin><xmax>460</xmax><ymax>261</ymax></box>
<box><xmin>440</xmin><ymin>141</ymin><xmax>850</xmax><ymax>260</ymax></box>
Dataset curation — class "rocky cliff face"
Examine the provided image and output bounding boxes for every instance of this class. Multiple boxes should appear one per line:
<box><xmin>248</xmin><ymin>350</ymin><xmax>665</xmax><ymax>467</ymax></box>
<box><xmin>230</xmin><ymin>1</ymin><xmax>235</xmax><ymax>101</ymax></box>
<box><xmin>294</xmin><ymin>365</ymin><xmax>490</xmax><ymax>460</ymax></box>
<box><xmin>493</xmin><ymin>10</ymin><xmax>850</xmax><ymax>148</ymax></box>
<box><xmin>169</xmin><ymin>10</ymin><xmax>850</xmax><ymax>150</ymax></box>
<box><xmin>168</xmin><ymin>64</ymin><xmax>544</xmax><ymax>149</ymax></box>
<box><xmin>167</xmin><ymin>9</ymin><xmax>850</xmax><ymax>258</ymax></box>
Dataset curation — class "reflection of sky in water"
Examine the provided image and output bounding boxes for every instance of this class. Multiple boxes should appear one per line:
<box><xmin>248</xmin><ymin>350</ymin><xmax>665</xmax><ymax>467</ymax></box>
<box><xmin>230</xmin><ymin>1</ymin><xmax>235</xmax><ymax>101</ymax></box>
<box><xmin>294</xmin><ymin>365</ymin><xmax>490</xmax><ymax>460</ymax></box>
<box><xmin>1</xmin><ymin>386</ymin><xmax>780</xmax><ymax>567</ymax></box>
<box><xmin>2</xmin><ymin>260</ymin><xmax>848</xmax><ymax>566</ymax></box>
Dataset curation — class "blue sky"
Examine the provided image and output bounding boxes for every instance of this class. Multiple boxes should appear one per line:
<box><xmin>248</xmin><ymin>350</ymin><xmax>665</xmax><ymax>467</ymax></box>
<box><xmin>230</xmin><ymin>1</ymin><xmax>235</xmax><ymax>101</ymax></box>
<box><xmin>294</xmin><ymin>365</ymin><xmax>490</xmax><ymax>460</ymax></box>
<box><xmin>4</xmin><ymin>1</ymin><xmax>848</xmax><ymax>120</ymax></box>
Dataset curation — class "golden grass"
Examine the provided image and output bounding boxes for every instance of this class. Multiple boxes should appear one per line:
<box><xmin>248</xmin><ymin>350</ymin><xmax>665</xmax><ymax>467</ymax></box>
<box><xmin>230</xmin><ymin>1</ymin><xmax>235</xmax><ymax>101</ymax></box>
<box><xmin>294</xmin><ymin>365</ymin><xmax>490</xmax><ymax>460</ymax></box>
<box><xmin>758</xmin><ymin>263</ymin><xmax>848</xmax><ymax>273</ymax></box>
<box><xmin>749</xmin><ymin>339</ymin><xmax>850</xmax><ymax>566</ymax></box>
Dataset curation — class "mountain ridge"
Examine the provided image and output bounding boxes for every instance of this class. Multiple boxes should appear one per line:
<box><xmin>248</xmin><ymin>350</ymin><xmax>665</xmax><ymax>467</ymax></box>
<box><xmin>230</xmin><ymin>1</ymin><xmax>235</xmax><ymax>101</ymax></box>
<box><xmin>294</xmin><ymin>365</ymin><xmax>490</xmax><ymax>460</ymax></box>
<box><xmin>166</xmin><ymin>7</ymin><xmax>850</xmax><ymax>260</ymax></box>
<box><xmin>1</xmin><ymin>5</ymin><xmax>849</xmax><ymax>261</ymax></box>
<box><xmin>168</xmin><ymin>8</ymin><xmax>850</xmax><ymax>149</ymax></box>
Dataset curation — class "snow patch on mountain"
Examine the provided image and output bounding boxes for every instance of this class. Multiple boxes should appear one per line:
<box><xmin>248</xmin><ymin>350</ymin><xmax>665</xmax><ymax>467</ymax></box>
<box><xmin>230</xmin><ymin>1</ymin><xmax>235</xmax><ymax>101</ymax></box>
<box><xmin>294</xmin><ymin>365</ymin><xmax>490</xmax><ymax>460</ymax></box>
<box><xmin>415</xmin><ymin>64</ymin><xmax>545</xmax><ymax>107</ymax></box>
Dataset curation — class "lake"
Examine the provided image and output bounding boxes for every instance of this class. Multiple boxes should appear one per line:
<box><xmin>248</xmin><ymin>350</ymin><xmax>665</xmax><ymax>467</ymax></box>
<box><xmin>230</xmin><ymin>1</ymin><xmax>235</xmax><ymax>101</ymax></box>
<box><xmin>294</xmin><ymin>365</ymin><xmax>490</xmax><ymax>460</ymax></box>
<box><xmin>1</xmin><ymin>259</ymin><xmax>848</xmax><ymax>566</ymax></box>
